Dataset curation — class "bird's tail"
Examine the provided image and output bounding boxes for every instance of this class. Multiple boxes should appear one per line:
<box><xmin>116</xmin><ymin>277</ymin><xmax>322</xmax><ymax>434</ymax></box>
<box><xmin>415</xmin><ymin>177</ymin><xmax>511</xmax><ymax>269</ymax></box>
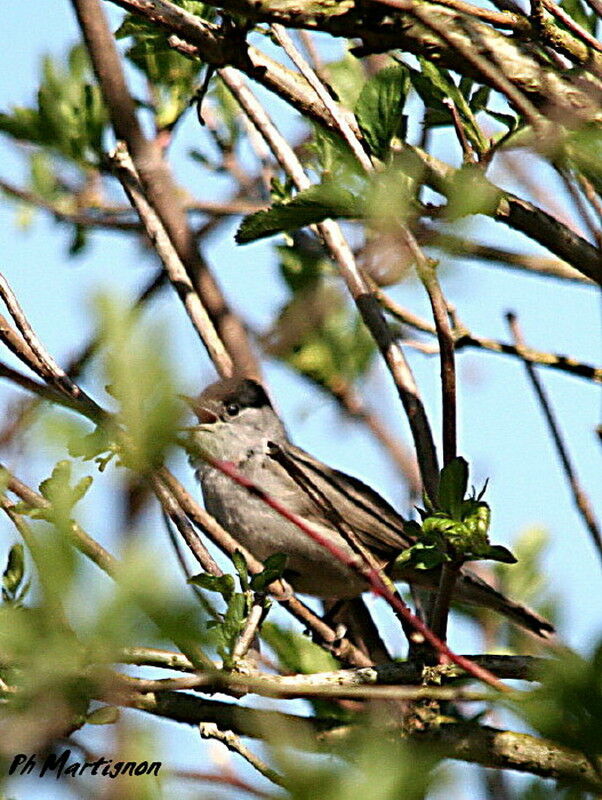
<box><xmin>392</xmin><ymin>564</ymin><xmax>555</xmax><ymax>638</ymax></box>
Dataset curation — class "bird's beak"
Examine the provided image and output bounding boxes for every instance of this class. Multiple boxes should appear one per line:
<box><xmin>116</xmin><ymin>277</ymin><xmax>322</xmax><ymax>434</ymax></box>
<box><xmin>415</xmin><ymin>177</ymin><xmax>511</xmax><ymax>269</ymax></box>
<box><xmin>178</xmin><ymin>394</ymin><xmax>219</xmax><ymax>425</ymax></box>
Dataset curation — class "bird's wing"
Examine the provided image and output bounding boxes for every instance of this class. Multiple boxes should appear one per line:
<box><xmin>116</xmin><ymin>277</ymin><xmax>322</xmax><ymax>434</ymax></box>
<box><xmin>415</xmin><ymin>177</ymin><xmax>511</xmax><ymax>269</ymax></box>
<box><xmin>269</xmin><ymin>443</ymin><xmax>411</xmax><ymax>557</ymax></box>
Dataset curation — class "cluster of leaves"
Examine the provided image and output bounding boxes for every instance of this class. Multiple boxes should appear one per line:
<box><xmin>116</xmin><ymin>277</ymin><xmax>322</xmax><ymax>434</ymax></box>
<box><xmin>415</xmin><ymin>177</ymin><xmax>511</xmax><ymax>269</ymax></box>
<box><xmin>116</xmin><ymin>2</ymin><xmax>215</xmax><ymax>130</ymax></box>
<box><xmin>396</xmin><ymin>457</ymin><xmax>516</xmax><ymax>570</ymax></box>
<box><xmin>513</xmin><ymin>641</ymin><xmax>602</xmax><ymax>765</ymax></box>
<box><xmin>190</xmin><ymin>551</ymin><xmax>286</xmax><ymax>668</ymax></box>
<box><xmin>0</xmin><ymin>45</ymin><xmax>110</xmax><ymax>254</ymax></box>
<box><xmin>235</xmin><ymin>56</ymin><xmax>516</xmax><ymax>248</ymax></box>
<box><xmin>0</xmin><ymin>45</ymin><xmax>107</xmax><ymax>167</ymax></box>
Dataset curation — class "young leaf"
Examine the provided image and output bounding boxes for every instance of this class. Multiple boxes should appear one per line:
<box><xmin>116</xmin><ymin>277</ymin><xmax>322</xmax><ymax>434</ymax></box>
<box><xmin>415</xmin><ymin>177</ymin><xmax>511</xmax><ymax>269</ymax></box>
<box><xmin>231</xmin><ymin>550</ymin><xmax>249</xmax><ymax>592</ymax></box>
<box><xmin>236</xmin><ymin>180</ymin><xmax>361</xmax><ymax>244</ymax></box>
<box><xmin>188</xmin><ymin>572</ymin><xmax>235</xmax><ymax>601</ymax></box>
<box><xmin>484</xmin><ymin>544</ymin><xmax>517</xmax><ymax>564</ymax></box>
<box><xmin>2</xmin><ymin>544</ymin><xmax>27</xmax><ymax>603</ymax></box>
<box><xmin>408</xmin><ymin>59</ymin><xmax>487</xmax><ymax>154</ymax></box>
<box><xmin>437</xmin><ymin>456</ymin><xmax>469</xmax><ymax>518</ymax></box>
<box><xmin>355</xmin><ymin>64</ymin><xmax>409</xmax><ymax>160</ymax></box>
<box><xmin>250</xmin><ymin>552</ymin><xmax>287</xmax><ymax>592</ymax></box>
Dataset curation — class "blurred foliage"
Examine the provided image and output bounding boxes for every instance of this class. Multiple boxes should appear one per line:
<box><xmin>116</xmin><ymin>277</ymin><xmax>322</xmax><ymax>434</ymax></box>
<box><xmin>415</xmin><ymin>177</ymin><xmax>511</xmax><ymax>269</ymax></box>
<box><xmin>0</xmin><ymin>45</ymin><xmax>107</xmax><ymax>167</ymax></box>
<box><xmin>262</xmin><ymin>280</ymin><xmax>375</xmax><ymax>389</ymax></box>
<box><xmin>94</xmin><ymin>295</ymin><xmax>182</xmax><ymax>473</ymax></box>
<box><xmin>116</xmin><ymin>2</ymin><xmax>215</xmax><ymax>129</ymax></box>
<box><xmin>513</xmin><ymin>641</ymin><xmax>602</xmax><ymax>761</ymax></box>
<box><xmin>268</xmin><ymin>725</ymin><xmax>444</xmax><ymax>800</ymax></box>
<box><xmin>325</xmin><ymin>52</ymin><xmax>365</xmax><ymax>109</ymax></box>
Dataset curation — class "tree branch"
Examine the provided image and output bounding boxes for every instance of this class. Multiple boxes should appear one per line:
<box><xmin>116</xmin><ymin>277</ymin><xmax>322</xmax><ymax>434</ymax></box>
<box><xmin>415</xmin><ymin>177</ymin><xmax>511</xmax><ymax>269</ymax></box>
<box><xmin>73</xmin><ymin>0</ymin><xmax>259</xmax><ymax>376</ymax></box>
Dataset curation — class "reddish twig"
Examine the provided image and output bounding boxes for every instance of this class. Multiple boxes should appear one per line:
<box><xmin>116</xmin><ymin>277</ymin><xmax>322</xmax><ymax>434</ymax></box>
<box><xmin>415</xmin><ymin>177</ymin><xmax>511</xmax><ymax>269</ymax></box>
<box><xmin>204</xmin><ymin>454</ymin><xmax>510</xmax><ymax>691</ymax></box>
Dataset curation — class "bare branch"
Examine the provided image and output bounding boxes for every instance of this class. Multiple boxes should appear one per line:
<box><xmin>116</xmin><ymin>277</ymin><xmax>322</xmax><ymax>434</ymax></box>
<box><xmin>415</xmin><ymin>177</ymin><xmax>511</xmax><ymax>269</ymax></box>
<box><xmin>506</xmin><ymin>312</ymin><xmax>602</xmax><ymax>565</ymax></box>
<box><xmin>72</xmin><ymin>0</ymin><xmax>259</xmax><ymax>377</ymax></box>
<box><xmin>110</xmin><ymin>144</ymin><xmax>234</xmax><ymax>378</ymax></box>
<box><xmin>376</xmin><ymin>288</ymin><xmax>602</xmax><ymax>383</ymax></box>
<box><xmin>199</xmin><ymin>723</ymin><xmax>286</xmax><ymax>788</ymax></box>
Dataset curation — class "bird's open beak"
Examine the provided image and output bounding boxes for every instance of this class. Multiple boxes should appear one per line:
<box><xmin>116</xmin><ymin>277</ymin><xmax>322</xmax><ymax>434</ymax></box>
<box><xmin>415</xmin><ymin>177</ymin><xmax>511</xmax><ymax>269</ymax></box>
<box><xmin>178</xmin><ymin>394</ymin><xmax>219</xmax><ymax>425</ymax></box>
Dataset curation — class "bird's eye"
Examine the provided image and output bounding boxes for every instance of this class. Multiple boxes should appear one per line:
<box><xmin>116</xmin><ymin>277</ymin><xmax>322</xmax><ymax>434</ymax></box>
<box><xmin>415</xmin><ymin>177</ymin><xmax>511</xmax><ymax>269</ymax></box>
<box><xmin>225</xmin><ymin>402</ymin><xmax>240</xmax><ymax>417</ymax></box>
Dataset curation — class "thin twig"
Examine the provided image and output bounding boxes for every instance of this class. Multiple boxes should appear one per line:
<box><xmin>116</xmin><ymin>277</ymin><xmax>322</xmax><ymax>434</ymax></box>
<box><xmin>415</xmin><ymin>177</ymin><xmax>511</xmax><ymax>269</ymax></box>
<box><xmin>443</xmin><ymin>97</ymin><xmax>477</xmax><ymax>163</ymax></box>
<box><xmin>505</xmin><ymin>312</ymin><xmax>602</xmax><ymax>565</ymax></box>
<box><xmin>110</xmin><ymin>144</ymin><xmax>234</xmax><ymax>378</ymax></box>
<box><xmin>232</xmin><ymin>599</ymin><xmax>266</xmax><ymax>660</ymax></box>
<box><xmin>539</xmin><ymin>0</ymin><xmax>602</xmax><ymax>54</ymax></box>
<box><xmin>120</xmin><ymin>646</ymin><xmax>544</xmax><ymax>681</ymax></box>
<box><xmin>416</xmin><ymin>226</ymin><xmax>593</xmax><ymax>284</ymax></box>
<box><xmin>415</xmin><ymin>261</ymin><xmax>457</xmax><ymax>467</ymax></box>
<box><xmin>152</xmin><ymin>477</ymin><xmax>223</xmax><ymax>575</ymax></box>
<box><xmin>123</xmin><ymin>671</ymin><xmax>499</xmax><ymax>701</ymax></box>
<box><xmin>270</xmin><ymin>24</ymin><xmax>373</xmax><ymax>173</ymax></box>
<box><xmin>375</xmin><ymin>288</ymin><xmax>602</xmax><ymax>384</ymax></box>
<box><xmin>373</xmin><ymin>0</ymin><xmax>524</xmax><ymax>27</ymax></box>
<box><xmin>199</xmin><ymin>723</ymin><xmax>286</xmax><ymax>788</ymax></box>
<box><xmin>0</xmin><ymin>274</ymin><xmax>101</xmax><ymax>412</ymax></box>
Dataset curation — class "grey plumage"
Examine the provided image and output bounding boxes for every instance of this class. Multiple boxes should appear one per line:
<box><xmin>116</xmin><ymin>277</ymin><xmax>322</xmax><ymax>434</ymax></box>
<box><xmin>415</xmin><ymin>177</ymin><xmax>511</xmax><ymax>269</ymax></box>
<box><xmin>187</xmin><ymin>377</ymin><xmax>554</xmax><ymax>638</ymax></box>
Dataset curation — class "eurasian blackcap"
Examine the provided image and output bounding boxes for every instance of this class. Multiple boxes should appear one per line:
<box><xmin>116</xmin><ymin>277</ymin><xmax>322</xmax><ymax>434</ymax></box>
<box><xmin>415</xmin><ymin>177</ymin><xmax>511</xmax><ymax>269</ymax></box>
<box><xmin>186</xmin><ymin>377</ymin><xmax>553</xmax><ymax>638</ymax></box>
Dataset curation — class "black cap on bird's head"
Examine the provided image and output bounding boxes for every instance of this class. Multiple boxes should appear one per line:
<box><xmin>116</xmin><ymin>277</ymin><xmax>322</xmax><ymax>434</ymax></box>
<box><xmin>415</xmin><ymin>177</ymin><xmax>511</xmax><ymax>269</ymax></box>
<box><xmin>182</xmin><ymin>378</ymin><xmax>273</xmax><ymax>425</ymax></box>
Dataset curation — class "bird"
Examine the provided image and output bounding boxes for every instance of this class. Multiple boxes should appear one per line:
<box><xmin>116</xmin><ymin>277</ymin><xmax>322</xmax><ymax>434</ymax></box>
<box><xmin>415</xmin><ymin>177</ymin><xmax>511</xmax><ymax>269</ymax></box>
<box><xmin>185</xmin><ymin>376</ymin><xmax>554</xmax><ymax>639</ymax></box>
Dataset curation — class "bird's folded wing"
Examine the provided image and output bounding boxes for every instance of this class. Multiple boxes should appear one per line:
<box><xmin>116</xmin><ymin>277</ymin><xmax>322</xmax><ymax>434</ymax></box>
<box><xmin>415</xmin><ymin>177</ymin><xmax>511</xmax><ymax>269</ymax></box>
<box><xmin>275</xmin><ymin>444</ymin><xmax>412</xmax><ymax>557</ymax></box>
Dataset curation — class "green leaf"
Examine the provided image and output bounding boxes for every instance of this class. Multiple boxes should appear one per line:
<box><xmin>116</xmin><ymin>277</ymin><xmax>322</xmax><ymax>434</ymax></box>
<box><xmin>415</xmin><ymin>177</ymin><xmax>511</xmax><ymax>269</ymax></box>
<box><xmin>251</xmin><ymin>553</ymin><xmax>287</xmax><ymax>592</ymax></box>
<box><xmin>38</xmin><ymin>460</ymin><xmax>92</xmax><ymax>528</ymax></box>
<box><xmin>261</xmin><ymin>622</ymin><xmax>339</xmax><ymax>674</ymax></box>
<box><xmin>188</xmin><ymin>572</ymin><xmax>235</xmax><ymax>601</ymax></box>
<box><xmin>236</xmin><ymin>180</ymin><xmax>361</xmax><ymax>244</ymax></box>
<box><xmin>310</xmin><ymin>123</ymin><xmax>359</xmax><ymax>178</ymax></box>
<box><xmin>325</xmin><ymin>52</ymin><xmax>365</xmax><ymax>109</ymax></box>
<box><xmin>276</xmin><ymin>241</ymin><xmax>327</xmax><ymax>292</ymax></box>
<box><xmin>231</xmin><ymin>550</ymin><xmax>249</xmax><ymax>592</ymax></box>
<box><xmin>68</xmin><ymin>425</ymin><xmax>112</xmax><ymax>461</ymax></box>
<box><xmin>445</xmin><ymin>165</ymin><xmax>503</xmax><ymax>220</ymax></box>
<box><xmin>408</xmin><ymin>59</ymin><xmax>487</xmax><ymax>154</ymax></box>
<box><xmin>395</xmin><ymin>541</ymin><xmax>448</xmax><ymax>570</ymax></box>
<box><xmin>437</xmin><ymin>456</ymin><xmax>468</xmax><ymax>518</ymax></box>
<box><xmin>217</xmin><ymin>592</ymin><xmax>247</xmax><ymax>665</ymax></box>
<box><xmin>355</xmin><ymin>64</ymin><xmax>409</xmax><ymax>160</ymax></box>
<box><xmin>559</xmin><ymin>0</ymin><xmax>596</xmax><ymax>32</ymax></box>
<box><xmin>565</xmin><ymin>126</ymin><xmax>602</xmax><ymax>196</ymax></box>
<box><xmin>2</xmin><ymin>544</ymin><xmax>26</xmax><ymax>603</ymax></box>
<box><xmin>483</xmin><ymin>544</ymin><xmax>517</xmax><ymax>564</ymax></box>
